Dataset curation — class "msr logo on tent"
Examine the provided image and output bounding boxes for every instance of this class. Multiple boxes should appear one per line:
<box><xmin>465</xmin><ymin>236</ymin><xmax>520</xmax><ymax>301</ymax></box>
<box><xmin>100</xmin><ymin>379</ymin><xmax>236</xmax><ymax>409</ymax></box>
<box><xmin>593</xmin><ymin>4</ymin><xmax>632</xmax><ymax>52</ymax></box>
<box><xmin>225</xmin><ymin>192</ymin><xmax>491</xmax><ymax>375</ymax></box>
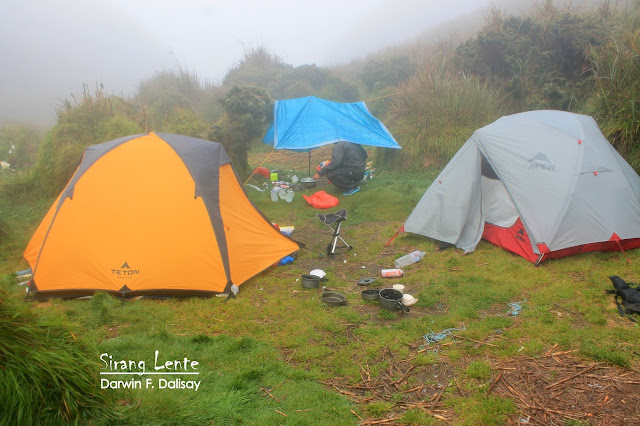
<box><xmin>111</xmin><ymin>261</ymin><xmax>140</xmax><ymax>278</ymax></box>
<box><xmin>525</xmin><ymin>153</ymin><xmax>556</xmax><ymax>171</ymax></box>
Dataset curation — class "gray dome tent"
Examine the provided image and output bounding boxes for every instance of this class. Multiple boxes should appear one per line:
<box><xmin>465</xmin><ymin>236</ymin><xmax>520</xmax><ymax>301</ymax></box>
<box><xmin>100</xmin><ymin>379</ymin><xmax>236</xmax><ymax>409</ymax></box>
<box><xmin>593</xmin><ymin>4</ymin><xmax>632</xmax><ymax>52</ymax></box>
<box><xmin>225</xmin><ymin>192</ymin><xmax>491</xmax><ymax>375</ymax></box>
<box><xmin>404</xmin><ymin>110</ymin><xmax>640</xmax><ymax>264</ymax></box>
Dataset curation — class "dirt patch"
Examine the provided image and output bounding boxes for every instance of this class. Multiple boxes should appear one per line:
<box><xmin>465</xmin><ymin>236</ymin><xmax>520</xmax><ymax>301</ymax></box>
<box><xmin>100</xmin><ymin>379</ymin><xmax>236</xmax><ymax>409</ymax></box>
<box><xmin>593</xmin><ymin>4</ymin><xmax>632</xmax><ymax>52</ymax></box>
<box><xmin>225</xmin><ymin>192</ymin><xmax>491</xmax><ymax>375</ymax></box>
<box><xmin>323</xmin><ymin>346</ymin><xmax>455</xmax><ymax>423</ymax></box>
<box><xmin>490</xmin><ymin>347</ymin><xmax>640</xmax><ymax>425</ymax></box>
<box><xmin>104</xmin><ymin>323</ymin><xmax>129</xmax><ymax>339</ymax></box>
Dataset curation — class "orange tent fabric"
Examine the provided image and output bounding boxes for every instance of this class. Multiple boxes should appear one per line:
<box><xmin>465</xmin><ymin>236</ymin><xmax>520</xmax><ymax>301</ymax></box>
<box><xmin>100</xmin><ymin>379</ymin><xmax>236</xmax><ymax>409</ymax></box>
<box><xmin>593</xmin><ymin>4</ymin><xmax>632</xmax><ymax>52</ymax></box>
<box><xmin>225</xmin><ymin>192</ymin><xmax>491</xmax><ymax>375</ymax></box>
<box><xmin>24</xmin><ymin>132</ymin><xmax>300</xmax><ymax>299</ymax></box>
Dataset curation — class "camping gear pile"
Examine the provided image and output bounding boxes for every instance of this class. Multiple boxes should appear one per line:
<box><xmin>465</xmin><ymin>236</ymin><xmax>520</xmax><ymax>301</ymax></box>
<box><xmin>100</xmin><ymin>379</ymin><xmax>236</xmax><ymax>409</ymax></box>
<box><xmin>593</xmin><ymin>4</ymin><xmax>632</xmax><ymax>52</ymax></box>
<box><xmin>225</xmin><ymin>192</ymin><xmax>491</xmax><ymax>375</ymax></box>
<box><xmin>301</xmin><ymin>267</ymin><xmax>417</xmax><ymax>311</ymax></box>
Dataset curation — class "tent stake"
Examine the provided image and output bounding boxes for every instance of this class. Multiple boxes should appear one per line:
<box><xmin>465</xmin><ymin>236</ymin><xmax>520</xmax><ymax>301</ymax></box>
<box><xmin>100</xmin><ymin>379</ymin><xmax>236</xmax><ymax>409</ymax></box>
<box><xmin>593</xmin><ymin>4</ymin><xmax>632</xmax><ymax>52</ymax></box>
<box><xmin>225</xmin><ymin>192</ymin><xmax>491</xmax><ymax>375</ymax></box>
<box><xmin>385</xmin><ymin>226</ymin><xmax>404</xmax><ymax>246</ymax></box>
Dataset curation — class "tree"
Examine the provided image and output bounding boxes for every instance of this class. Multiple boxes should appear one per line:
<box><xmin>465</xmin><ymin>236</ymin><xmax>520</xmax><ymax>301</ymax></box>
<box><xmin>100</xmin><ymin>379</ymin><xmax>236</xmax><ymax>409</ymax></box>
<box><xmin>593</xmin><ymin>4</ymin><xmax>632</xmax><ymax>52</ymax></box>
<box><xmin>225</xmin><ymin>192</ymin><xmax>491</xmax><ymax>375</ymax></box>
<box><xmin>222</xmin><ymin>44</ymin><xmax>290</xmax><ymax>90</ymax></box>
<box><xmin>208</xmin><ymin>86</ymin><xmax>272</xmax><ymax>175</ymax></box>
<box><xmin>453</xmin><ymin>4</ymin><xmax>617</xmax><ymax>110</ymax></box>
<box><xmin>360</xmin><ymin>57</ymin><xmax>416</xmax><ymax>92</ymax></box>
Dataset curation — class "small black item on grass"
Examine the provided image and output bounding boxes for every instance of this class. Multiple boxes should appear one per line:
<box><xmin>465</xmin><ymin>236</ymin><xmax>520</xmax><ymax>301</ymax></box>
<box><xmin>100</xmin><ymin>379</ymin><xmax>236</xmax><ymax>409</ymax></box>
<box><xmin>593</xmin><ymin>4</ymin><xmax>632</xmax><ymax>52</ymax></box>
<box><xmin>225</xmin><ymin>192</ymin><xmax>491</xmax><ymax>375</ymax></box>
<box><xmin>357</xmin><ymin>277</ymin><xmax>377</xmax><ymax>286</ymax></box>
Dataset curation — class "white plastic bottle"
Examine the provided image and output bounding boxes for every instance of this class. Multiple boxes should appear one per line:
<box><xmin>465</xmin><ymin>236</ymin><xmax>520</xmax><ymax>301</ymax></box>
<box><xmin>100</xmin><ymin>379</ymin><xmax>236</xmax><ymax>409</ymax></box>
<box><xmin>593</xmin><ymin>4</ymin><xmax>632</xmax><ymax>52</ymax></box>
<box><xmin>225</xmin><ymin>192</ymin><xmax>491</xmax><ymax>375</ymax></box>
<box><xmin>285</xmin><ymin>190</ymin><xmax>294</xmax><ymax>203</ymax></box>
<box><xmin>394</xmin><ymin>251</ymin><xmax>425</xmax><ymax>268</ymax></box>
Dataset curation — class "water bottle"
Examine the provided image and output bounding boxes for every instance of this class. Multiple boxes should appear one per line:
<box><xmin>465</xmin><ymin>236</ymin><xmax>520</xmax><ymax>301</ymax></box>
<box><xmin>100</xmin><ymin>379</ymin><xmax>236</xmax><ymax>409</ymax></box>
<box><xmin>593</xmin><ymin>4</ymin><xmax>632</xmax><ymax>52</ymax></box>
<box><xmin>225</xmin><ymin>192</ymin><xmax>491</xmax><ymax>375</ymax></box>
<box><xmin>285</xmin><ymin>190</ymin><xmax>294</xmax><ymax>203</ymax></box>
<box><xmin>270</xmin><ymin>188</ymin><xmax>279</xmax><ymax>202</ymax></box>
<box><xmin>394</xmin><ymin>251</ymin><xmax>425</xmax><ymax>269</ymax></box>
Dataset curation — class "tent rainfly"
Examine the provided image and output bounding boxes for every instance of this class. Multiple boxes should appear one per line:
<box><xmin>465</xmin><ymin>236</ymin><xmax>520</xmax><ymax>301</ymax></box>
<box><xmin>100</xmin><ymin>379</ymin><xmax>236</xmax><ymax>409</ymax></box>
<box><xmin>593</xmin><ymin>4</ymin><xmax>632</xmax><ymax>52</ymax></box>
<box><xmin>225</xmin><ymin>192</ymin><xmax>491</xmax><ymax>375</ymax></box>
<box><xmin>403</xmin><ymin>110</ymin><xmax>640</xmax><ymax>264</ymax></box>
<box><xmin>24</xmin><ymin>132</ymin><xmax>300</xmax><ymax>299</ymax></box>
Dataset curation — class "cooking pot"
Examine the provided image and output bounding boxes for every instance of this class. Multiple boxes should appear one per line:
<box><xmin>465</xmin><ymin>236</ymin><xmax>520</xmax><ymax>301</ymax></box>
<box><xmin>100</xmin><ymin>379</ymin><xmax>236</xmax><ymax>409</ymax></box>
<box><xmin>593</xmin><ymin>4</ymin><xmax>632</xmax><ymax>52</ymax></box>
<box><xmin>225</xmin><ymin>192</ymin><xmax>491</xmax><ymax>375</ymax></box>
<box><xmin>301</xmin><ymin>177</ymin><xmax>317</xmax><ymax>188</ymax></box>
<box><xmin>301</xmin><ymin>274</ymin><xmax>321</xmax><ymax>289</ymax></box>
<box><xmin>379</xmin><ymin>288</ymin><xmax>410</xmax><ymax>313</ymax></box>
<box><xmin>322</xmin><ymin>290</ymin><xmax>346</xmax><ymax>307</ymax></box>
<box><xmin>361</xmin><ymin>289</ymin><xmax>380</xmax><ymax>301</ymax></box>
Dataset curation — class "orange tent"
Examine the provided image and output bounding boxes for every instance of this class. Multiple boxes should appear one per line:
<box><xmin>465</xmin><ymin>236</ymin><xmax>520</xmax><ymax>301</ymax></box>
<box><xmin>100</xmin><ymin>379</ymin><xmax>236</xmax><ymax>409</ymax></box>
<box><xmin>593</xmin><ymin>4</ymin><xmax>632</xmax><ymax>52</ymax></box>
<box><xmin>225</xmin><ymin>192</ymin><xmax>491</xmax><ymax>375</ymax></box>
<box><xmin>24</xmin><ymin>132</ymin><xmax>300</xmax><ymax>299</ymax></box>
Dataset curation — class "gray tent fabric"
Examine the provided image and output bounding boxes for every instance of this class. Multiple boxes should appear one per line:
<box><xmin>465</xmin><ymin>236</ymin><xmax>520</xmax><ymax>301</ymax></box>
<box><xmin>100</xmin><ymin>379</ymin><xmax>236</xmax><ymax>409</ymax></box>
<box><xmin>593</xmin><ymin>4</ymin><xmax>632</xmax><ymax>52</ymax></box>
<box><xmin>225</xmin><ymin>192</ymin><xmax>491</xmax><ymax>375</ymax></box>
<box><xmin>405</xmin><ymin>110</ymin><xmax>640</xmax><ymax>262</ymax></box>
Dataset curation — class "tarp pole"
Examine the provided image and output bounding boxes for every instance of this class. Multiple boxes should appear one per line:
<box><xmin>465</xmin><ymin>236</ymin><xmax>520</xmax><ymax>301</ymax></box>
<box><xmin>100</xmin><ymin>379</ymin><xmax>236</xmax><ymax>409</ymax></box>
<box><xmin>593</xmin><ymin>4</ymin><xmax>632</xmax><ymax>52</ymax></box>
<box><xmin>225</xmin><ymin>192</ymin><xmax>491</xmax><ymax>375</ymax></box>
<box><xmin>308</xmin><ymin>152</ymin><xmax>311</xmax><ymax>177</ymax></box>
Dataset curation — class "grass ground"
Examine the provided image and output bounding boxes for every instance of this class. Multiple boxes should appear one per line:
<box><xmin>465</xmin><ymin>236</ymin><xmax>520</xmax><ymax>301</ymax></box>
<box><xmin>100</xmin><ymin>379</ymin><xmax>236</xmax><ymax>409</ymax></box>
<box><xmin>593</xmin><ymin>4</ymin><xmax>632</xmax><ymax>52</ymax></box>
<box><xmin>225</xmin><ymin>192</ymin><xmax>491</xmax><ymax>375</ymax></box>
<box><xmin>1</xmin><ymin>149</ymin><xmax>640</xmax><ymax>425</ymax></box>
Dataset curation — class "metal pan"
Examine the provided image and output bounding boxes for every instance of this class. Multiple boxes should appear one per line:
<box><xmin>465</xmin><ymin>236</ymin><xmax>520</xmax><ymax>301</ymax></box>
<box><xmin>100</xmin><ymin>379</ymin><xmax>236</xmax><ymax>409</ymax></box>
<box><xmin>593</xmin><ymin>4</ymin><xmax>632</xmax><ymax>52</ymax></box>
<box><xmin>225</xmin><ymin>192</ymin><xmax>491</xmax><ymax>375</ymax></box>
<box><xmin>322</xmin><ymin>290</ymin><xmax>346</xmax><ymax>307</ymax></box>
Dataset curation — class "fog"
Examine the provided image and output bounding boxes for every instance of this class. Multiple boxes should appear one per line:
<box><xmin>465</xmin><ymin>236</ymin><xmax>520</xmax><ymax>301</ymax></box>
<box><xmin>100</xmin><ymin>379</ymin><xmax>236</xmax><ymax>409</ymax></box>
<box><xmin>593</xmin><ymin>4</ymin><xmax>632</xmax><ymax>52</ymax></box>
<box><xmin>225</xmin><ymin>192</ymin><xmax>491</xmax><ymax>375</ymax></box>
<box><xmin>0</xmin><ymin>0</ymin><xmax>549</xmax><ymax>127</ymax></box>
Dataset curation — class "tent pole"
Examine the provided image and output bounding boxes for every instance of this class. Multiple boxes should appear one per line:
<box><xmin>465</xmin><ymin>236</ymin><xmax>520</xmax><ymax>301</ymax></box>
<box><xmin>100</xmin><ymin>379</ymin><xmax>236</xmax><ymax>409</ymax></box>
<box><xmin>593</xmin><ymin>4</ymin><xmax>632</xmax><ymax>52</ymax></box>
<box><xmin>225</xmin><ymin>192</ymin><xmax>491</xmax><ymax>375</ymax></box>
<box><xmin>308</xmin><ymin>152</ymin><xmax>311</xmax><ymax>177</ymax></box>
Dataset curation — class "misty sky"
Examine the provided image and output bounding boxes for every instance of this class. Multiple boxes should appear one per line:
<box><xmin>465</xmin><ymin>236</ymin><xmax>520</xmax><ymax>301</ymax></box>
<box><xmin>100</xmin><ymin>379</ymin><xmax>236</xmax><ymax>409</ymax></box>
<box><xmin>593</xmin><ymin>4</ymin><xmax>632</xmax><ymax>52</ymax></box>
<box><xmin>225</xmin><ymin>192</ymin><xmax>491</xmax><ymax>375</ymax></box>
<box><xmin>1</xmin><ymin>0</ymin><xmax>495</xmax><ymax>126</ymax></box>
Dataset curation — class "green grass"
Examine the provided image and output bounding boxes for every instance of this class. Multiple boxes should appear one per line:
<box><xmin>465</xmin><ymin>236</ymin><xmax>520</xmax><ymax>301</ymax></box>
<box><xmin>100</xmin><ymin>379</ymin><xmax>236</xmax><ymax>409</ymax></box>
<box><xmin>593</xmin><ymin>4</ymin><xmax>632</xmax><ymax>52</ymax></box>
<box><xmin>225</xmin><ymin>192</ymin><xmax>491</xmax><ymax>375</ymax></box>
<box><xmin>1</xmin><ymin>163</ymin><xmax>640</xmax><ymax>425</ymax></box>
<box><xmin>0</xmin><ymin>290</ymin><xmax>120</xmax><ymax>425</ymax></box>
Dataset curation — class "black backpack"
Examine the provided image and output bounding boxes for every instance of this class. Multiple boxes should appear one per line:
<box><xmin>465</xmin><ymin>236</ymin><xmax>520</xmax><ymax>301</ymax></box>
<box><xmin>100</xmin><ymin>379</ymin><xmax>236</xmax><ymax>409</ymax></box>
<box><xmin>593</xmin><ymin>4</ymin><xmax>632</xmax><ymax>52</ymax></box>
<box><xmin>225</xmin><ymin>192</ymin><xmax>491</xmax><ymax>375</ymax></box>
<box><xmin>608</xmin><ymin>275</ymin><xmax>640</xmax><ymax>321</ymax></box>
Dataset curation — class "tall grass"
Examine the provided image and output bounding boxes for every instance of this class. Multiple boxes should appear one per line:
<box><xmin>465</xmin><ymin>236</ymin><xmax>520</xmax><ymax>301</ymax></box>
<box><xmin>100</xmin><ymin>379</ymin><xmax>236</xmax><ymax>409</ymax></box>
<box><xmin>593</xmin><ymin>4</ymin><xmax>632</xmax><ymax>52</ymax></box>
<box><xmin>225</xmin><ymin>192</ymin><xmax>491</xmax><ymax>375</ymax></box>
<box><xmin>0</xmin><ymin>124</ymin><xmax>43</xmax><ymax>169</ymax></box>
<box><xmin>0</xmin><ymin>289</ymin><xmax>118</xmax><ymax>424</ymax></box>
<box><xmin>135</xmin><ymin>67</ymin><xmax>221</xmax><ymax>130</ymax></box>
<box><xmin>586</xmin><ymin>15</ymin><xmax>640</xmax><ymax>169</ymax></box>
<box><xmin>386</xmin><ymin>56</ymin><xmax>509</xmax><ymax>169</ymax></box>
<box><xmin>7</xmin><ymin>85</ymin><xmax>143</xmax><ymax>198</ymax></box>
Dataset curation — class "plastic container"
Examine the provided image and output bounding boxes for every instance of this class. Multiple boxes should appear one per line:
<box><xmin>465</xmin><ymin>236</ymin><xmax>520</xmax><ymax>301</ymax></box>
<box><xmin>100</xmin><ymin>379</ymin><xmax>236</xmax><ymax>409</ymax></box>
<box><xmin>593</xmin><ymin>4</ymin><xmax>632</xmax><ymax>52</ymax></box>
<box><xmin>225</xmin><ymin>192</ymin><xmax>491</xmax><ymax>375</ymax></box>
<box><xmin>392</xmin><ymin>284</ymin><xmax>404</xmax><ymax>293</ymax></box>
<box><xmin>270</xmin><ymin>188</ymin><xmax>279</xmax><ymax>202</ymax></box>
<box><xmin>394</xmin><ymin>251</ymin><xmax>425</xmax><ymax>269</ymax></box>
<box><xmin>381</xmin><ymin>269</ymin><xmax>403</xmax><ymax>278</ymax></box>
<box><xmin>285</xmin><ymin>190</ymin><xmax>294</xmax><ymax>203</ymax></box>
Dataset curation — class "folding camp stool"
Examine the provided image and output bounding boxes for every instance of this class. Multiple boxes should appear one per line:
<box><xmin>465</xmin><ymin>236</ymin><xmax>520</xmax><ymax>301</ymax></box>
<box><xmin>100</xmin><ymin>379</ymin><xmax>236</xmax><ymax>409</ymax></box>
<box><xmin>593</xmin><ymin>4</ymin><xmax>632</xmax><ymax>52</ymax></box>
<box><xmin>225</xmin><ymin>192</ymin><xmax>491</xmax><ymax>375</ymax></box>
<box><xmin>317</xmin><ymin>208</ymin><xmax>352</xmax><ymax>256</ymax></box>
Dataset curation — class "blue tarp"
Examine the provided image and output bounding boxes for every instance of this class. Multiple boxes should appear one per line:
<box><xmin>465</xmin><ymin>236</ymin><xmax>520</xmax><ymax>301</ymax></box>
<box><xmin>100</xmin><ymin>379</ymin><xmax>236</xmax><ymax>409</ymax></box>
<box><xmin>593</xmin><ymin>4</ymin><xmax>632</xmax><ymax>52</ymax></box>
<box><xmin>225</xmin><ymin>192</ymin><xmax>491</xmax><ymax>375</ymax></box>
<box><xmin>263</xmin><ymin>96</ymin><xmax>401</xmax><ymax>152</ymax></box>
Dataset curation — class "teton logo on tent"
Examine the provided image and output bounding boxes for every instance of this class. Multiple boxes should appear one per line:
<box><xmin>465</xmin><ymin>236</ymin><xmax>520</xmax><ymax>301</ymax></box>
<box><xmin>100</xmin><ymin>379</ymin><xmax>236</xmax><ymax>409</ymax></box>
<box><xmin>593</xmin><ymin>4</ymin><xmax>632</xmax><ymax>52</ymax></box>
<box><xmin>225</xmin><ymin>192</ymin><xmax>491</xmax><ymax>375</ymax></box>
<box><xmin>111</xmin><ymin>261</ymin><xmax>140</xmax><ymax>278</ymax></box>
<box><xmin>525</xmin><ymin>153</ymin><xmax>556</xmax><ymax>171</ymax></box>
